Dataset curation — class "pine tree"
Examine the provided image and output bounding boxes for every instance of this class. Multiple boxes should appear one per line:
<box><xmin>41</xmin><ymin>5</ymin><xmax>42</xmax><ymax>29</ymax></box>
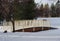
<box><xmin>51</xmin><ymin>3</ymin><xmax>56</xmax><ymax>17</ymax></box>
<box><xmin>0</xmin><ymin>0</ymin><xmax>3</xmax><ymax>21</ymax></box>
<box><xmin>14</xmin><ymin>0</ymin><xmax>36</xmax><ymax>20</ymax></box>
<box><xmin>24</xmin><ymin>0</ymin><xmax>36</xmax><ymax>20</ymax></box>
<box><xmin>55</xmin><ymin>6</ymin><xmax>60</xmax><ymax>17</ymax></box>
<box><xmin>39</xmin><ymin>4</ymin><xmax>44</xmax><ymax>17</ymax></box>
<box><xmin>44</xmin><ymin>4</ymin><xmax>49</xmax><ymax>17</ymax></box>
<box><xmin>14</xmin><ymin>0</ymin><xmax>24</xmax><ymax>20</ymax></box>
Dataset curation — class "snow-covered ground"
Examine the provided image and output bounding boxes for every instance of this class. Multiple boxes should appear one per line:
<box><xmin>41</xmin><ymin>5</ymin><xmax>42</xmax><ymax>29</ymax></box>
<box><xmin>0</xmin><ymin>17</ymin><xmax>60</xmax><ymax>41</ymax></box>
<box><xmin>37</xmin><ymin>17</ymin><xmax>60</xmax><ymax>28</ymax></box>
<box><xmin>0</xmin><ymin>29</ymin><xmax>60</xmax><ymax>41</ymax></box>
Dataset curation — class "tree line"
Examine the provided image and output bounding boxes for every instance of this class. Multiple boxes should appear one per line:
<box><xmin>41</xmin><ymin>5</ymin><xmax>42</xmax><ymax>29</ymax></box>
<box><xmin>0</xmin><ymin>0</ymin><xmax>36</xmax><ymax>21</ymax></box>
<box><xmin>36</xmin><ymin>3</ymin><xmax>60</xmax><ymax>17</ymax></box>
<box><xmin>0</xmin><ymin>0</ymin><xmax>60</xmax><ymax>21</ymax></box>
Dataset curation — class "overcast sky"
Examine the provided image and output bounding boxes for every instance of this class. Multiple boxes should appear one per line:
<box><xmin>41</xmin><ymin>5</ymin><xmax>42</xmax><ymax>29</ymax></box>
<box><xmin>34</xmin><ymin>0</ymin><xmax>58</xmax><ymax>6</ymax></box>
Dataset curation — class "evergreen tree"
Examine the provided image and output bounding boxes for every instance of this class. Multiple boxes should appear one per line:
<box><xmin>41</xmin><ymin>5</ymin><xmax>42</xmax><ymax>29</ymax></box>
<box><xmin>24</xmin><ymin>0</ymin><xmax>36</xmax><ymax>20</ymax></box>
<box><xmin>44</xmin><ymin>4</ymin><xmax>49</xmax><ymax>17</ymax></box>
<box><xmin>39</xmin><ymin>4</ymin><xmax>44</xmax><ymax>17</ymax></box>
<box><xmin>0</xmin><ymin>0</ymin><xmax>3</xmax><ymax>21</ymax></box>
<box><xmin>14</xmin><ymin>0</ymin><xmax>24</xmax><ymax>20</ymax></box>
<box><xmin>14</xmin><ymin>0</ymin><xmax>36</xmax><ymax>20</ymax></box>
<box><xmin>51</xmin><ymin>3</ymin><xmax>56</xmax><ymax>17</ymax></box>
<box><xmin>56</xmin><ymin>6</ymin><xmax>60</xmax><ymax>17</ymax></box>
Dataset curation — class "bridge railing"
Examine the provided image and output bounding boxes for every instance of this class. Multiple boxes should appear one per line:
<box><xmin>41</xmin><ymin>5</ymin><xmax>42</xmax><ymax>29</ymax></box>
<box><xmin>15</xmin><ymin>20</ymin><xmax>51</xmax><ymax>30</ymax></box>
<box><xmin>0</xmin><ymin>19</ymin><xmax>51</xmax><ymax>32</ymax></box>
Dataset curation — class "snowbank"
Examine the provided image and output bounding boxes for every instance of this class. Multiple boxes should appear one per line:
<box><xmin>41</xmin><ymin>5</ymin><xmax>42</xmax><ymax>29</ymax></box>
<box><xmin>37</xmin><ymin>17</ymin><xmax>60</xmax><ymax>28</ymax></box>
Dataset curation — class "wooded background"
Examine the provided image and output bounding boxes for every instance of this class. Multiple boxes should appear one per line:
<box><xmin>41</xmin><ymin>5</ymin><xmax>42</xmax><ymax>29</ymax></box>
<box><xmin>0</xmin><ymin>0</ymin><xmax>60</xmax><ymax>21</ymax></box>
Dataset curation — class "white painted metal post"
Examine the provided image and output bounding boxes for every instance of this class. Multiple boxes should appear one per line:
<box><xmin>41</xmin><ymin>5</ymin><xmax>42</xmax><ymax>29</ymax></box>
<box><xmin>42</xmin><ymin>19</ymin><xmax>44</xmax><ymax>31</ymax></box>
<box><xmin>33</xmin><ymin>20</ymin><xmax>35</xmax><ymax>32</ymax></box>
